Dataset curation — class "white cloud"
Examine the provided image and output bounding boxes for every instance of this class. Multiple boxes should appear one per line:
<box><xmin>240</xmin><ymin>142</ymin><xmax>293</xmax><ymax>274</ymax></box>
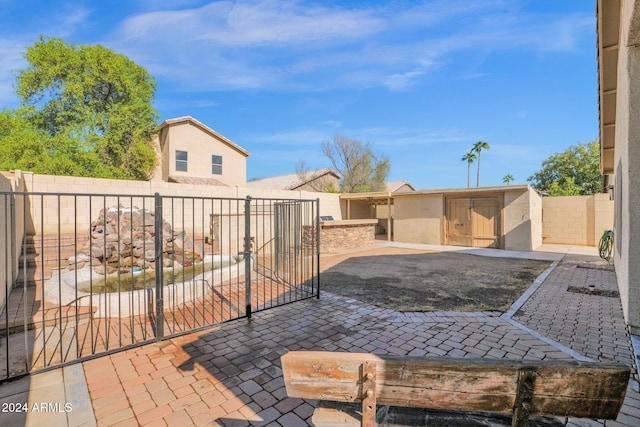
<box><xmin>244</xmin><ymin>125</ymin><xmax>470</xmax><ymax>150</ymax></box>
<box><xmin>116</xmin><ymin>0</ymin><xmax>383</xmax><ymax>47</ymax></box>
<box><xmin>0</xmin><ymin>1</ymin><xmax>595</xmax><ymax>102</ymax></box>
<box><xmin>106</xmin><ymin>1</ymin><xmax>592</xmax><ymax>94</ymax></box>
<box><xmin>367</xmin><ymin>128</ymin><xmax>471</xmax><ymax>148</ymax></box>
<box><xmin>383</xmin><ymin>69</ymin><xmax>425</xmax><ymax>91</ymax></box>
<box><xmin>245</xmin><ymin>127</ymin><xmax>331</xmax><ymax>146</ymax></box>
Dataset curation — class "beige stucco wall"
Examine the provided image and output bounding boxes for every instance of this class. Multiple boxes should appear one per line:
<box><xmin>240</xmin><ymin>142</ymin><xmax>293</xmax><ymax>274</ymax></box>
<box><xmin>502</xmin><ymin>188</ymin><xmax>539</xmax><ymax>251</ymax></box>
<box><xmin>150</xmin><ymin>134</ymin><xmax>163</xmax><ymax>182</ymax></box>
<box><xmin>0</xmin><ymin>171</ymin><xmax>26</xmax><ymax>310</ymax></box>
<box><xmin>529</xmin><ymin>187</ymin><xmax>543</xmax><ymax>250</ymax></box>
<box><xmin>161</xmin><ymin>122</ymin><xmax>247</xmax><ymax>186</ymax></box>
<box><xmin>0</xmin><ymin>173</ymin><xmax>12</xmax><ymax>310</ymax></box>
<box><xmin>161</xmin><ymin>127</ymin><xmax>171</xmax><ymax>182</ymax></box>
<box><xmin>611</xmin><ymin>0</ymin><xmax>640</xmax><ymax>333</ymax></box>
<box><xmin>541</xmin><ymin>194</ymin><xmax>613</xmax><ymax>246</ymax></box>
<box><xmin>393</xmin><ymin>194</ymin><xmax>443</xmax><ymax>244</ymax></box>
<box><xmin>345</xmin><ymin>200</ymin><xmax>375</xmax><ymax>219</ymax></box>
<box><xmin>593</xmin><ymin>193</ymin><xmax>614</xmax><ymax>245</ymax></box>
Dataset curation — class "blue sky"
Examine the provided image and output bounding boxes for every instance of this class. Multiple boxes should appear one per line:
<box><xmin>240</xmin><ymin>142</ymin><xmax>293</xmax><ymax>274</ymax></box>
<box><xmin>0</xmin><ymin>0</ymin><xmax>598</xmax><ymax>189</ymax></box>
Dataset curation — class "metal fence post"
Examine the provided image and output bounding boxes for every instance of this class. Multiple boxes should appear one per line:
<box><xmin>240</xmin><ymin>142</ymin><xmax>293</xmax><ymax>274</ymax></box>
<box><xmin>244</xmin><ymin>196</ymin><xmax>252</xmax><ymax>319</ymax></box>
<box><xmin>316</xmin><ymin>198</ymin><xmax>321</xmax><ymax>299</ymax></box>
<box><xmin>154</xmin><ymin>193</ymin><xmax>164</xmax><ymax>341</ymax></box>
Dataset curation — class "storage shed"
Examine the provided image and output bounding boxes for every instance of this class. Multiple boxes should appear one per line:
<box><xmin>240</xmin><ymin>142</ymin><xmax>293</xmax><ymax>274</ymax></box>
<box><xmin>341</xmin><ymin>185</ymin><xmax>542</xmax><ymax>251</ymax></box>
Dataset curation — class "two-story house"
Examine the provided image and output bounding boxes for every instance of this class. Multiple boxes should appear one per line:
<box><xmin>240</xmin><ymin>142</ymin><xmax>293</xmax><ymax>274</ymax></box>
<box><xmin>151</xmin><ymin>116</ymin><xmax>250</xmax><ymax>186</ymax></box>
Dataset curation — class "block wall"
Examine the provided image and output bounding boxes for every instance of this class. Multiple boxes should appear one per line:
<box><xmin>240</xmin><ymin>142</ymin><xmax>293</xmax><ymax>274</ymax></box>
<box><xmin>0</xmin><ymin>174</ymin><xmax>12</xmax><ymax>310</ymax></box>
<box><xmin>11</xmin><ymin>172</ymin><xmax>342</xmax><ymax>237</ymax></box>
<box><xmin>541</xmin><ymin>194</ymin><xmax>613</xmax><ymax>246</ymax></box>
<box><xmin>0</xmin><ymin>171</ymin><xmax>26</xmax><ymax>310</ymax></box>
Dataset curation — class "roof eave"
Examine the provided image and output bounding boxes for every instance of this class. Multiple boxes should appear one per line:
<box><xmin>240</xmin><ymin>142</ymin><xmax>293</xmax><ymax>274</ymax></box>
<box><xmin>597</xmin><ymin>0</ymin><xmax>620</xmax><ymax>176</ymax></box>
<box><xmin>159</xmin><ymin>116</ymin><xmax>251</xmax><ymax>157</ymax></box>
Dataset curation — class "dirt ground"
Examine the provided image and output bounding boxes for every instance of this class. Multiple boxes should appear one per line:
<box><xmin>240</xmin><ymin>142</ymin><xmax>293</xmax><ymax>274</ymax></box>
<box><xmin>320</xmin><ymin>246</ymin><xmax>551</xmax><ymax>312</ymax></box>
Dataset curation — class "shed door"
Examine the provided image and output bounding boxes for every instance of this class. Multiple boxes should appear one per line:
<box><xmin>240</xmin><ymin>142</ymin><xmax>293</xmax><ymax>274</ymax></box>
<box><xmin>471</xmin><ymin>198</ymin><xmax>500</xmax><ymax>248</ymax></box>
<box><xmin>447</xmin><ymin>198</ymin><xmax>472</xmax><ymax>247</ymax></box>
<box><xmin>446</xmin><ymin>197</ymin><xmax>501</xmax><ymax>248</ymax></box>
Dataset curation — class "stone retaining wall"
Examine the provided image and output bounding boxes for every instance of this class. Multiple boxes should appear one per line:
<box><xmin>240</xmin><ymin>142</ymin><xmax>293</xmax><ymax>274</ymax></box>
<box><xmin>304</xmin><ymin>222</ymin><xmax>376</xmax><ymax>253</ymax></box>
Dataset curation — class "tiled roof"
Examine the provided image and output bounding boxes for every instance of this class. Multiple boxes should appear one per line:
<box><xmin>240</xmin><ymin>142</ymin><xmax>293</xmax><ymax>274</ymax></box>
<box><xmin>247</xmin><ymin>168</ymin><xmax>340</xmax><ymax>190</ymax></box>
<box><xmin>168</xmin><ymin>175</ymin><xmax>228</xmax><ymax>186</ymax></box>
<box><xmin>385</xmin><ymin>181</ymin><xmax>416</xmax><ymax>192</ymax></box>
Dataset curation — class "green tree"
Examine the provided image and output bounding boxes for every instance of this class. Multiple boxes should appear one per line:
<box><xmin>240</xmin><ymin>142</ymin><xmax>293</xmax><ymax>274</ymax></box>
<box><xmin>527</xmin><ymin>140</ymin><xmax>602</xmax><ymax>196</ymax></box>
<box><xmin>502</xmin><ymin>174</ymin><xmax>514</xmax><ymax>185</ymax></box>
<box><xmin>321</xmin><ymin>135</ymin><xmax>390</xmax><ymax>193</ymax></box>
<box><xmin>472</xmin><ymin>140</ymin><xmax>490</xmax><ymax>187</ymax></box>
<box><xmin>461</xmin><ymin>151</ymin><xmax>476</xmax><ymax>188</ymax></box>
<box><xmin>0</xmin><ymin>36</ymin><xmax>159</xmax><ymax>180</ymax></box>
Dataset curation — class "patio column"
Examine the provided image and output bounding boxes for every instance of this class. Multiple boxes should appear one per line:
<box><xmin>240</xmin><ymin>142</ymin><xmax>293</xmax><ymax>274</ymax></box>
<box><xmin>387</xmin><ymin>193</ymin><xmax>391</xmax><ymax>241</ymax></box>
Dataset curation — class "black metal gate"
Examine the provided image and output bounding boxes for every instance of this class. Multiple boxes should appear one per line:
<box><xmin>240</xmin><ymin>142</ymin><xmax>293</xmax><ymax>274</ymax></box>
<box><xmin>0</xmin><ymin>192</ymin><xmax>319</xmax><ymax>380</ymax></box>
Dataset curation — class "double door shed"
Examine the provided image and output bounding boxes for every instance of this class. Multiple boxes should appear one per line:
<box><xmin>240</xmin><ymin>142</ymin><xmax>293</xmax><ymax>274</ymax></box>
<box><xmin>340</xmin><ymin>185</ymin><xmax>542</xmax><ymax>252</ymax></box>
<box><xmin>392</xmin><ymin>185</ymin><xmax>542</xmax><ymax>251</ymax></box>
<box><xmin>446</xmin><ymin>196</ymin><xmax>502</xmax><ymax>248</ymax></box>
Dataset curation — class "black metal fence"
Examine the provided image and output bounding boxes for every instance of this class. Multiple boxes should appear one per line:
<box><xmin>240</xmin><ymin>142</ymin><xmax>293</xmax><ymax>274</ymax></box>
<box><xmin>0</xmin><ymin>191</ymin><xmax>319</xmax><ymax>380</ymax></box>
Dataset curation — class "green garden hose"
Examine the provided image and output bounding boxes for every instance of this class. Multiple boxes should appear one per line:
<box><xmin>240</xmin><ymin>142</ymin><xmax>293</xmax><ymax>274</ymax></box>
<box><xmin>599</xmin><ymin>230</ymin><xmax>614</xmax><ymax>261</ymax></box>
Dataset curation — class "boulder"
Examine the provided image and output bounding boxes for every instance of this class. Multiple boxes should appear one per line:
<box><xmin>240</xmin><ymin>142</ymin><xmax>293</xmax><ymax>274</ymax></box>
<box><xmin>70</xmin><ymin>205</ymin><xmax>198</xmax><ymax>274</ymax></box>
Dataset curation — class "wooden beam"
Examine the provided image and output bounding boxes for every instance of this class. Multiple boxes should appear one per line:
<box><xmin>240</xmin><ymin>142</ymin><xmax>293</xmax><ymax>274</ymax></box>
<box><xmin>281</xmin><ymin>351</ymin><xmax>629</xmax><ymax>420</ymax></box>
<box><xmin>386</xmin><ymin>195</ymin><xmax>391</xmax><ymax>242</ymax></box>
<box><xmin>361</xmin><ymin>361</ymin><xmax>376</xmax><ymax>426</ymax></box>
<box><xmin>511</xmin><ymin>367</ymin><xmax>536</xmax><ymax>427</ymax></box>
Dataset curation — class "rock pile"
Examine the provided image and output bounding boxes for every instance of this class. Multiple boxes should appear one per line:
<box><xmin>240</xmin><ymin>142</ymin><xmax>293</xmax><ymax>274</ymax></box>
<box><xmin>68</xmin><ymin>205</ymin><xmax>202</xmax><ymax>275</ymax></box>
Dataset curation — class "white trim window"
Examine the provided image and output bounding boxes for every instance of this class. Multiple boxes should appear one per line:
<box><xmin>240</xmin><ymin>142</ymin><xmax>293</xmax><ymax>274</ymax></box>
<box><xmin>176</xmin><ymin>150</ymin><xmax>188</xmax><ymax>172</ymax></box>
<box><xmin>212</xmin><ymin>155</ymin><xmax>222</xmax><ymax>175</ymax></box>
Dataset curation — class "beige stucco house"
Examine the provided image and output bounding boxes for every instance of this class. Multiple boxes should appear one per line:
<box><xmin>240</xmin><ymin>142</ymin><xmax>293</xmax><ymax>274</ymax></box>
<box><xmin>151</xmin><ymin>116</ymin><xmax>250</xmax><ymax>186</ymax></box>
<box><xmin>597</xmin><ymin>0</ymin><xmax>640</xmax><ymax>333</ymax></box>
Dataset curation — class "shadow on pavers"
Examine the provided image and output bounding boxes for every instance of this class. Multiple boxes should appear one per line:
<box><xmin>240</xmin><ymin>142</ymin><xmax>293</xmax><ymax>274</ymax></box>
<box><xmin>317</xmin><ymin>401</ymin><xmax>565</xmax><ymax>427</ymax></box>
<box><xmin>175</xmin><ymin>310</ymin><xmax>565</xmax><ymax>427</ymax></box>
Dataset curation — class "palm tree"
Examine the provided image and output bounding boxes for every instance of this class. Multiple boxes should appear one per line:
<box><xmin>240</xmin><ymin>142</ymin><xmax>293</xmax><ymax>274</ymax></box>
<box><xmin>472</xmin><ymin>140</ymin><xmax>490</xmax><ymax>187</ymax></box>
<box><xmin>502</xmin><ymin>174</ymin><xmax>514</xmax><ymax>185</ymax></box>
<box><xmin>461</xmin><ymin>152</ymin><xmax>476</xmax><ymax>188</ymax></box>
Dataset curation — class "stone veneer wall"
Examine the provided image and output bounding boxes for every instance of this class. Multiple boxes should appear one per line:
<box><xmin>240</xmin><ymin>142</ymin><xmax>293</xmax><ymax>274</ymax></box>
<box><xmin>304</xmin><ymin>223</ymin><xmax>376</xmax><ymax>253</ymax></box>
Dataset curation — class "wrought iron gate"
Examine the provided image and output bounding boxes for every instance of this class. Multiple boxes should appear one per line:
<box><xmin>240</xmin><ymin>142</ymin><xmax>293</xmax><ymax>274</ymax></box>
<box><xmin>0</xmin><ymin>192</ymin><xmax>319</xmax><ymax>380</ymax></box>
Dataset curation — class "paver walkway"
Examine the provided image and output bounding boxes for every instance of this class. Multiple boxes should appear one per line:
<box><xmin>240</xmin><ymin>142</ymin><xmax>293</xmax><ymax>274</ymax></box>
<box><xmin>0</xmin><ymin>244</ymin><xmax>639</xmax><ymax>426</ymax></box>
<box><xmin>0</xmin><ymin>263</ymin><xmax>315</xmax><ymax>378</ymax></box>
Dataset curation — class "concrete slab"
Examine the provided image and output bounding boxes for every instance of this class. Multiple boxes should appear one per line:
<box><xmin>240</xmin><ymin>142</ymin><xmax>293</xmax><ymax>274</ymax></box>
<box><xmin>380</xmin><ymin>241</ymin><xmax>568</xmax><ymax>261</ymax></box>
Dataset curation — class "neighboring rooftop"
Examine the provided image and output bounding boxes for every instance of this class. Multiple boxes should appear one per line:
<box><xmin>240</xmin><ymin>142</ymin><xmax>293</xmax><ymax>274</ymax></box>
<box><xmin>248</xmin><ymin>171</ymin><xmax>416</xmax><ymax>194</ymax></box>
<box><xmin>385</xmin><ymin>181</ymin><xmax>416</xmax><ymax>192</ymax></box>
<box><xmin>247</xmin><ymin>168</ymin><xmax>340</xmax><ymax>191</ymax></box>
<box><xmin>167</xmin><ymin>175</ymin><xmax>228</xmax><ymax>186</ymax></box>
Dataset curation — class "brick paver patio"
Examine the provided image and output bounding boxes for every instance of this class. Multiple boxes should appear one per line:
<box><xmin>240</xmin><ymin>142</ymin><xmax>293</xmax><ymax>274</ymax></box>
<box><xmin>1</xmin><ymin>244</ymin><xmax>639</xmax><ymax>426</ymax></box>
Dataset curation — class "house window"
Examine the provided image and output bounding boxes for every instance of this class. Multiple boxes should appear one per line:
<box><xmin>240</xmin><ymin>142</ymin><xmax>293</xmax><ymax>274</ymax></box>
<box><xmin>175</xmin><ymin>150</ymin><xmax>188</xmax><ymax>172</ymax></box>
<box><xmin>212</xmin><ymin>155</ymin><xmax>223</xmax><ymax>175</ymax></box>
